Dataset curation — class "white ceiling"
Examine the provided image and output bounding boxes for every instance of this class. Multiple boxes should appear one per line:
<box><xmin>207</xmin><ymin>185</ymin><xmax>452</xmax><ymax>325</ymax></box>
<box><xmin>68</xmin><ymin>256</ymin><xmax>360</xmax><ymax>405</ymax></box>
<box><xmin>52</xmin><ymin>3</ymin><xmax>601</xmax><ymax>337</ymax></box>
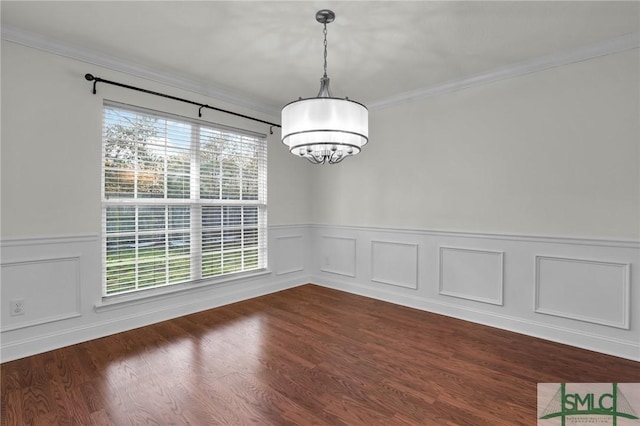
<box><xmin>2</xmin><ymin>1</ymin><xmax>639</xmax><ymax>114</ymax></box>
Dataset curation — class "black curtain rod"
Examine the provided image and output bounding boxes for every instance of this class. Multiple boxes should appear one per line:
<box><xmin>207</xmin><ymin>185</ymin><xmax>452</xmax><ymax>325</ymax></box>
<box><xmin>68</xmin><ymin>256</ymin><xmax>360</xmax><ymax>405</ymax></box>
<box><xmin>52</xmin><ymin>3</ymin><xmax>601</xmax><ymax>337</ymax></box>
<box><xmin>84</xmin><ymin>73</ymin><xmax>281</xmax><ymax>134</ymax></box>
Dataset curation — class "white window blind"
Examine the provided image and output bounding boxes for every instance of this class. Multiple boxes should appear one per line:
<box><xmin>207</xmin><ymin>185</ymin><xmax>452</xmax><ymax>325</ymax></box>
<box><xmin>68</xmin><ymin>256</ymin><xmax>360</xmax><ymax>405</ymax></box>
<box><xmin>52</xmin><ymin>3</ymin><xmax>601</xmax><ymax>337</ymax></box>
<box><xmin>102</xmin><ymin>102</ymin><xmax>267</xmax><ymax>296</ymax></box>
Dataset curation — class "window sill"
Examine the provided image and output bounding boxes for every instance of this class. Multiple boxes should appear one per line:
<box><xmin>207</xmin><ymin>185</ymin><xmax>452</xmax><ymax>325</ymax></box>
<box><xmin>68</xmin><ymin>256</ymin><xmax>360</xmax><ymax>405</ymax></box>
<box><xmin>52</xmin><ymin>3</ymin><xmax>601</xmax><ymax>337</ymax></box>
<box><xmin>94</xmin><ymin>269</ymin><xmax>272</xmax><ymax>312</ymax></box>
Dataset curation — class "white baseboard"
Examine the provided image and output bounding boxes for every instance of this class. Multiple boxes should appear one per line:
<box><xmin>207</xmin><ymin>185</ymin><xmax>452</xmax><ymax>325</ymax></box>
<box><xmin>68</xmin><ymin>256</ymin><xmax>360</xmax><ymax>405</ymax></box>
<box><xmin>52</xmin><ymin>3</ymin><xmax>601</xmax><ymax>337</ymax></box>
<box><xmin>1</xmin><ymin>278</ymin><xmax>304</xmax><ymax>363</ymax></box>
<box><xmin>313</xmin><ymin>275</ymin><xmax>639</xmax><ymax>361</ymax></box>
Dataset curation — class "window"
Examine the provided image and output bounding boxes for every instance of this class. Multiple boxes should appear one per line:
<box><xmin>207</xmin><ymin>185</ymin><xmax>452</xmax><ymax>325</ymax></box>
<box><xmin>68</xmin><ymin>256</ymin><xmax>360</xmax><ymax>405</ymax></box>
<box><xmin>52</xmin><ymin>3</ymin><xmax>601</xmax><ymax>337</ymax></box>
<box><xmin>102</xmin><ymin>102</ymin><xmax>267</xmax><ymax>296</ymax></box>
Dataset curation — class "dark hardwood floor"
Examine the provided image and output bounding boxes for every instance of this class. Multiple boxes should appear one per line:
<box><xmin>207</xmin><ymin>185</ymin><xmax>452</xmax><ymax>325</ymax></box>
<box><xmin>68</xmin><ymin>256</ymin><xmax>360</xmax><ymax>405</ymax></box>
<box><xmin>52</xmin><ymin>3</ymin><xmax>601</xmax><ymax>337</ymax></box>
<box><xmin>2</xmin><ymin>284</ymin><xmax>638</xmax><ymax>425</ymax></box>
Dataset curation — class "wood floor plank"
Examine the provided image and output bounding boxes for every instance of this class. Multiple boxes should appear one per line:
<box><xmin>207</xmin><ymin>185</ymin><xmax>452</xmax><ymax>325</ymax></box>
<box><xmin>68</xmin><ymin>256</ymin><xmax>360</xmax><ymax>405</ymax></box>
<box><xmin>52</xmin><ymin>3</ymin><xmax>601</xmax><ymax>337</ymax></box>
<box><xmin>2</xmin><ymin>284</ymin><xmax>639</xmax><ymax>425</ymax></box>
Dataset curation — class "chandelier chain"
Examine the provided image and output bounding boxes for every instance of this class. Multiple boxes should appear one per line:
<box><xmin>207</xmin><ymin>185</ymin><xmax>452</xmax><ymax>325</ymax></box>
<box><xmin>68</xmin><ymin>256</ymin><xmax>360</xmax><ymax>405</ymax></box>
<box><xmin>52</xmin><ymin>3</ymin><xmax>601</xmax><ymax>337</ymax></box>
<box><xmin>323</xmin><ymin>23</ymin><xmax>328</xmax><ymax>78</ymax></box>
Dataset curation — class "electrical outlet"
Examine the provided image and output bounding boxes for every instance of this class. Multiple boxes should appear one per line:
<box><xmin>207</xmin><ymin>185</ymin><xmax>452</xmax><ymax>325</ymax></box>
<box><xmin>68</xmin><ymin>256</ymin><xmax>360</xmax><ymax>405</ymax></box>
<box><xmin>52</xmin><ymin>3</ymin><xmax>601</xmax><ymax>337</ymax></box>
<box><xmin>10</xmin><ymin>299</ymin><xmax>25</xmax><ymax>316</ymax></box>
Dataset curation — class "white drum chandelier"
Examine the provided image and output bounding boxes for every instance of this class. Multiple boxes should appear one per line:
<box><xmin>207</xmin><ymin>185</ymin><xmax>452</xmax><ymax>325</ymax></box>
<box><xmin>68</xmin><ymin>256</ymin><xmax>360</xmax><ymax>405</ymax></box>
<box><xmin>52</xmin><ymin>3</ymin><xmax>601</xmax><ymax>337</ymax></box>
<box><xmin>281</xmin><ymin>10</ymin><xmax>369</xmax><ymax>164</ymax></box>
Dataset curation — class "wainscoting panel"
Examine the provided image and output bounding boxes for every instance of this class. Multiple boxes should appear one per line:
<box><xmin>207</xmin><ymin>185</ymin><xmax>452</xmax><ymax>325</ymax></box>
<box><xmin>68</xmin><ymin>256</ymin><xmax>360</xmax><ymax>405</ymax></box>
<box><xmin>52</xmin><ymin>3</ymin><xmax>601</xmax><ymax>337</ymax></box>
<box><xmin>320</xmin><ymin>236</ymin><xmax>356</xmax><ymax>277</ymax></box>
<box><xmin>439</xmin><ymin>247</ymin><xmax>504</xmax><ymax>305</ymax></box>
<box><xmin>309</xmin><ymin>224</ymin><xmax>640</xmax><ymax>361</ymax></box>
<box><xmin>535</xmin><ymin>256</ymin><xmax>630</xmax><ymax>329</ymax></box>
<box><xmin>1</xmin><ymin>256</ymin><xmax>81</xmax><ymax>332</ymax></box>
<box><xmin>1</xmin><ymin>226</ymin><xmax>310</xmax><ymax>362</ymax></box>
<box><xmin>274</xmin><ymin>235</ymin><xmax>305</xmax><ymax>275</ymax></box>
<box><xmin>371</xmin><ymin>241</ymin><xmax>418</xmax><ymax>289</ymax></box>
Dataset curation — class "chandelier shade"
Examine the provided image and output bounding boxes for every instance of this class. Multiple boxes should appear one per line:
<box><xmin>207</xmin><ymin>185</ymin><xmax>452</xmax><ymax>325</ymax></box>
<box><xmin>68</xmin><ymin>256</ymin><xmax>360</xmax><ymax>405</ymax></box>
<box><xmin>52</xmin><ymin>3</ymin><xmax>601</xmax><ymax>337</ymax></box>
<box><xmin>281</xmin><ymin>9</ymin><xmax>368</xmax><ymax>164</ymax></box>
<box><xmin>281</xmin><ymin>96</ymin><xmax>368</xmax><ymax>163</ymax></box>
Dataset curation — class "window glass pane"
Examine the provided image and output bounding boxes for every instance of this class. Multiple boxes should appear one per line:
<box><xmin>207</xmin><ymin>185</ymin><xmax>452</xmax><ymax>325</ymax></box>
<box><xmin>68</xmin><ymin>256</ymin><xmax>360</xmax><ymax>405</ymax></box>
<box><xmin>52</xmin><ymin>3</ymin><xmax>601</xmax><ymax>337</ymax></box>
<box><xmin>244</xmin><ymin>249</ymin><xmax>259</xmax><ymax>270</ymax></box>
<box><xmin>223</xmin><ymin>206</ymin><xmax>242</xmax><ymax>228</ymax></box>
<box><xmin>200</xmin><ymin>128</ymin><xmax>222</xmax><ymax>199</ymax></box>
<box><xmin>105</xmin><ymin>235</ymin><xmax>136</xmax><ymax>294</ymax></box>
<box><xmin>222</xmin><ymin>160</ymin><xmax>240</xmax><ymax>179</ymax></box>
<box><xmin>138</xmin><ymin>258</ymin><xmax>166</xmax><ymax>289</ymax></box>
<box><xmin>167</xmin><ymin>174</ymin><xmax>190</xmax><ymax>198</ymax></box>
<box><xmin>139</xmin><ymin>207</ymin><xmax>166</xmax><ymax>232</ymax></box>
<box><xmin>169</xmin><ymin>232</ymin><xmax>190</xmax><ymax>256</ymax></box>
<box><xmin>137</xmin><ymin>141</ymin><xmax>164</xmax><ymax>171</ymax></box>
<box><xmin>169</xmin><ymin>207</ymin><xmax>190</xmax><ymax>230</ymax></box>
<box><xmin>202</xmin><ymin>230</ymin><xmax>221</xmax><ymax>253</ymax></box>
<box><xmin>104</xmin><ymin>114</ymin><xmax>158</xmax><ymax>168</ymax></box>
<box><xmin>221</xmin><ymin>178</ymin><xmax>240</xmax><ymax>200</ymax></box>
<box><xmin>242</xmin><ymin>179</ymin><xmax>258</xmax><ymax>200</ymax></box>
<box><xmin>243</xmin><ymin>207</ymin><xmax>258</xmax><ymax>226</ymax></box>
<box><xmin>202</xmin><ymin>252</ymin><xmax>221</xmax><ymax>278</ymax></box>
<box><xmin>166</xmin><ymin>120</ymin><xmax>191</xmax><ymax>169</ymax></box>
<box><xmin>137</xmin><ymin>171</ymin><xmax>164</xmax><ymax>198</ymax></box>
<box><xmin>104</xmin><ymin>169</ymin><xmax>134</xmax><ymax>198</ymax></box>
<box><xmin>138</xmin><ymin>233</ymin><xmax>165</xmax><ymax>255</ymax></box>
<box><xmin>222</xmin><ymin>251</ymin><xmax>242</xmax><ymax>274</ymax></box>
<box><xmin>167</xmin><ymin>149</ymin><xmax>190</xmax><ymax>174</ymax></box>
<box><xmin>200</xmin><ymin>158</ymin><xmax>220</xmax><ymax>199</ymax></box>
<box><xmin>169</xmin><ymin>232</ymin><xmax>190</xmax><ymax>283</ymax></box>
<box><xmin>106</xmin><ymin>262</ymin><xmax>136</xmax><ymax>294</ymax></box>
<box><xmin>223</xmin><ymin>229</ymin><xmax>242</xmax><ymax>251</ymax></box>
<box><xmin>137</xmin><ymin>233</ymin><xmax>167</xmax><ymax>288</ymax></box>
<box><xmin>221</xmin><ymin>157</ymin><xmax>241</xmax><ymax>200</ymax></box>
<box><xmin>165</xmin><ymin>122</ymin><xmax>191</xmax><ymax>199</ymax></box>
<box><xmin>243</xmin><ymin>229</ymin><xmax>258</xmax><ymax>248</ymax></box>
<box><xmin>106</xmin><ymin>206</ymin><xmax>135</xmax><ymax>234</ymax></box>
<box><xmin>169</xmin><ymin>256</ymin><xmax>191</xmax><ymax>283</ymax></box>
<box><xmin>241</xmin><ymin>156</ymin><xmax>259</xmax><ymax>201</ymax></box>
<box><xmin>203</xmin><ymin>207</ymin><xmax>221</xmax><ymax>228</ymax></box>
<box><xmin>106</xmin><ymin>235</ymin><xmax>135</xmax><ymax>263</ymax></box>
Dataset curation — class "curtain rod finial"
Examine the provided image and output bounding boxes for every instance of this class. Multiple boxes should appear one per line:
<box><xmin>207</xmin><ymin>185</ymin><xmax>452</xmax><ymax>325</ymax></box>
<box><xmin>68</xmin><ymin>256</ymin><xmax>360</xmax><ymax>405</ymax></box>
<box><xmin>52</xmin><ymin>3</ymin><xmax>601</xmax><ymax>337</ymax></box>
<box><xmin>85</xmin><ymin>73</ymin><xmax>95</xmax><ymax>81</ymax></box>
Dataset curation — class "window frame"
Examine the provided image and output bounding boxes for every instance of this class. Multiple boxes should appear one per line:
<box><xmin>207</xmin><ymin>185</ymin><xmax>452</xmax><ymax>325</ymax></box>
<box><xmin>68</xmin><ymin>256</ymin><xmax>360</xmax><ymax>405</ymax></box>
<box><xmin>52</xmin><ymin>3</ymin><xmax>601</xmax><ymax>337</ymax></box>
<box><xmin>101</xmin><ymin>101</ymin><xmax>268</xmax><ymax>298</ymax></box>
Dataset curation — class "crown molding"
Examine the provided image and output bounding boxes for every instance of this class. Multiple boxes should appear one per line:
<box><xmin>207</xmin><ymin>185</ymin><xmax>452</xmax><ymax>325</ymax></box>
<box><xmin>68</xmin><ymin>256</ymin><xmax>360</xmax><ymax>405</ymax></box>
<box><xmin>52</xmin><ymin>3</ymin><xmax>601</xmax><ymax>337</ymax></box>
<box><xmin>3</xmin><ymin>25</ymin><xmax>638</xmax><ymax>114</ymax></box>
<box><xmin>368</xmin><ymin>32</ymin><xmax>640</xmax><ymax>110</ymax></box>
<box><xmin>0</xmin><ymin>25</ymin><xmax>281</xmax><ymax>117</ymax></box>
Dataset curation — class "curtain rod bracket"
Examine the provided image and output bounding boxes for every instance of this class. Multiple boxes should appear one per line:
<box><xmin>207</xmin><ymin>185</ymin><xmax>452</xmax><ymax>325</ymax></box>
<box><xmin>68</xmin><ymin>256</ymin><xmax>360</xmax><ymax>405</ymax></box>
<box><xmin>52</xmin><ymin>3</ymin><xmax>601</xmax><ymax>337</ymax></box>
<box><xmin>85</xmin><ymin>73</ymin><xmax>98</xmax><ymax>94</ymax></box>
<box><xmin>198</xmin><ymin>105</ymin><xmax>208</xmax><ymax>118</ymax></box>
